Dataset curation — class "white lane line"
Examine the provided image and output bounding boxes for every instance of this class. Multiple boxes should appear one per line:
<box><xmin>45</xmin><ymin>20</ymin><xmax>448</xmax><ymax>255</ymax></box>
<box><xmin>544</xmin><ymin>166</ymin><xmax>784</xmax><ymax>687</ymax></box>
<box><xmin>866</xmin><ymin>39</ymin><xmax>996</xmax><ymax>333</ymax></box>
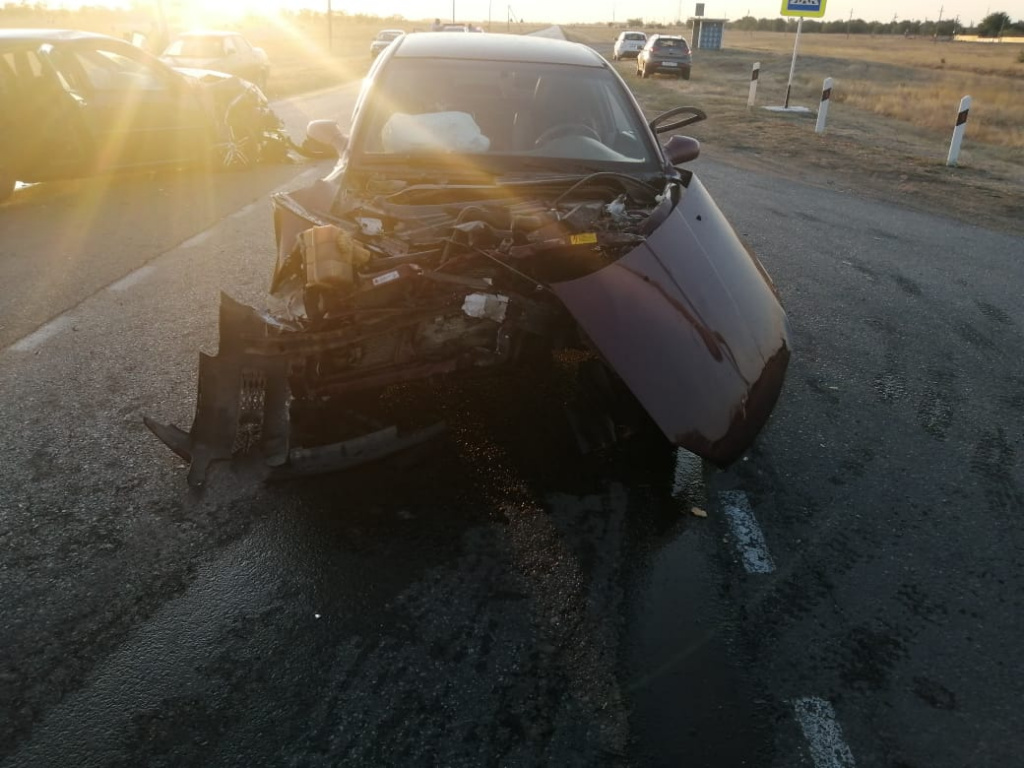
<box><xmin>229</xmin><ymin>200</ymin><xmax>262</xmax><ymax>219</ymax></box>
<box><xmin>179</xmin><ymin>229</ymin><xmax>214</xmax><ymax>249</ymax></box>
<box><xmin>719</xmin><ymin>490</ymin><xmax>775</xmax><ymax>574</ymax></box>
<box><xmin>793</xmin><ymin>697</ymin><xmax>857</xmax><ymax>768</ymax></box>
<box><xmin>10</xmin><ymin>315</ymin><xmax>75</xmax><ymax>352</ymax></box>
<box><xmin>671</xmin><ymin>448</ymin><xmax>701</xmax><ymax>498</ymax></box>
<box><xmin>108</xmin><ymin>265</ymin><xmax>157</xmax><ymax>292</ymax></box>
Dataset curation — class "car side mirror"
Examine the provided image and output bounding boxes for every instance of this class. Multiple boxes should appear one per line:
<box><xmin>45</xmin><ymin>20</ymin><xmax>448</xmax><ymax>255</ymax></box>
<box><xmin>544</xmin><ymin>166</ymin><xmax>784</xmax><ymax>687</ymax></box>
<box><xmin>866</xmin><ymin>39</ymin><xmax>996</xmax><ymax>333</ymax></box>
<box><xmin>663</xmin><ymin>135</ymin><xmax>700</xmax><ymax>165</ymax></box>
<box><xmin>305</xmin><ymin>119</ymin><xmax>348</xmax><ymax>156</ymax></box>
<box><xmin>648</xmin><ymin>106</ymin><xmax>707</xmax><ymax>134</ymax></box>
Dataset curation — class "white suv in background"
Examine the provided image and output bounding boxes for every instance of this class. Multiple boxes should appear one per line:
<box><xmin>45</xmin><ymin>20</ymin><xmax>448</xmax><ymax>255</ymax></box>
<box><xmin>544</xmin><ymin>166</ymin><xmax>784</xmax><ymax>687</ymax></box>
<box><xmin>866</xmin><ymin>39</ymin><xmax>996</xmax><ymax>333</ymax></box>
<box><xmin>612</xmin><ymin>30</ymin><xmax>647</xmax><ymax>60</ymax></box>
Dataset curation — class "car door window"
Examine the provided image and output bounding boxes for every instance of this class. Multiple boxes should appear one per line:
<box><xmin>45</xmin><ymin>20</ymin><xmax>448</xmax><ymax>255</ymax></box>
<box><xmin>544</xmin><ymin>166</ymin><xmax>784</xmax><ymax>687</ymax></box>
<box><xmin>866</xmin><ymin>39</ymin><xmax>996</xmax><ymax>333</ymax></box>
<box><xmin>223</xmin><ymin>37</ymin><xmax>237</xmax><ymax>55</ymax></box>
<box><xmin>71</xmin><ymin>45</ymin><xmax>170</xmax><ymax>91</ymax></box>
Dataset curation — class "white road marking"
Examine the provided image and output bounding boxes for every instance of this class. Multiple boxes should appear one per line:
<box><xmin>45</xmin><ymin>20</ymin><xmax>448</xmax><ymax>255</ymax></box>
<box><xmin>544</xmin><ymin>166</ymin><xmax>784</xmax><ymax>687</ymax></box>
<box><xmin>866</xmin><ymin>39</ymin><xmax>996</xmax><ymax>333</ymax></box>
<box><xmin>671</xmin><ymin>448</ymin><xmax>702</xmax><ymax>498</ymax></box>
<box><xmin>793</xmin><ymin>697</ymin><xmax>857</xmax><ymax>768</ymax></box>
<box><xmin>229</xmin><ymin>200</ymin><xmax>262</xmax><ymax>219</ymax></box>
<box><xmin>10</xmin><ymin>315</ymin><xmax>75</xmax><ymax>352</ymax></box>
<box><xmin>179</xmin><ymin>229</ymin><xmax>214</xmax><ymax>249</ymax></box>
<box><xmin>719</xmin><ymin>490</ymin><xmax>775</xmax><ymax>574</ymax></box>
<box><xmin>108</xmin><ymin>265</ymin><xmax>157</xmax><ymax>292</ymax></box>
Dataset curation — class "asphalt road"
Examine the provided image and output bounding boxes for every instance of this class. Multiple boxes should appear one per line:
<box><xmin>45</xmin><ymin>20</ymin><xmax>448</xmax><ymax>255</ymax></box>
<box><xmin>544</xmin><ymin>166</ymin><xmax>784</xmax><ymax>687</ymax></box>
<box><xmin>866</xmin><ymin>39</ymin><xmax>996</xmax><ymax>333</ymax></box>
<box><xmin>1</xmin><ymin>75</ymin><xmax>1023</xmax><ymax>768</ymax></box>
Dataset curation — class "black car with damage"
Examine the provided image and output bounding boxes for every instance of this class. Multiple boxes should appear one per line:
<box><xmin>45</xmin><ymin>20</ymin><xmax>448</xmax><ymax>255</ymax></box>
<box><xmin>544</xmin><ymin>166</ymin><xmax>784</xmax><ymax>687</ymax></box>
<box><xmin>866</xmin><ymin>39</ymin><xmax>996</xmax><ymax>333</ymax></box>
<box><xmin>145</xmin><ymin>33</ymin><xmax>791</xmax><ymax>486</ymax></box>
<box><xmin>0</xmin><ymin>28</ymin><xmax>291</xmax><ymax>204</ymax></box>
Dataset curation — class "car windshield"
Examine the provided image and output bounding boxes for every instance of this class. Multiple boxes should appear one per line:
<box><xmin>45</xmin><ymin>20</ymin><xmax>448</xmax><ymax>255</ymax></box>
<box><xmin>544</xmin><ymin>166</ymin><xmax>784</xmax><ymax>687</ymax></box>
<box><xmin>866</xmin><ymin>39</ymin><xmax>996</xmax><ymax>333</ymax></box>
<box><xmin>377</xmin><ymin>30</ymin><xmax>403</xmax><ymax>40</ymax></box>
<box><xmin>164</xmin><ymin>37</ymin><xmax>224</xmax><ymax>58</ymax></box>
<box><xmin>354</xmin><ymin>58</ymin><xmax>657</xmax><ymax>174</ymax></box>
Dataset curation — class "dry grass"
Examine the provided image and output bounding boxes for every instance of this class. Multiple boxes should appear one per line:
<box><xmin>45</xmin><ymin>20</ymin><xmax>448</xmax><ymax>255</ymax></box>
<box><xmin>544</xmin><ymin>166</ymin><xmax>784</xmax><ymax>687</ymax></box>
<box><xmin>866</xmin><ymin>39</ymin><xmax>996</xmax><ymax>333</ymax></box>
<box><xmin>570</xmin><ymin>25</ymin><xmax>1024</xmax><ymax>150</ymax></box>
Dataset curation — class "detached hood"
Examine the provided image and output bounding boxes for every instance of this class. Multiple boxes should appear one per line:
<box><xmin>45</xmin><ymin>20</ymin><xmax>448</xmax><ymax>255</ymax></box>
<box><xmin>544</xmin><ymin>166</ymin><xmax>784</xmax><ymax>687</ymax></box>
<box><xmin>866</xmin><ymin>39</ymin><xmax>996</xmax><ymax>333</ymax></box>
<box><xmin>551</xmin><ymin>176</ymin><xmax>789</xmax><ymax>465</ymax></box>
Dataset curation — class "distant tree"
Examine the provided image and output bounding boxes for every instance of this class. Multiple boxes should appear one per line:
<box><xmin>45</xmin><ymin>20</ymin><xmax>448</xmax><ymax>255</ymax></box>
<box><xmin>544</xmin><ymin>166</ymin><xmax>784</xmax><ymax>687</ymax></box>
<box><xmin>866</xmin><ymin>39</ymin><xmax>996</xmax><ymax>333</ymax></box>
<box><xmin>977</xmin><ymin>11</ymin><xmax>1011</xmax><ymax>36</ymax></box>
<box><xmin>730</xmin><ymin>15</ymin><xmax>758</xmax><ymax>30</ymax></box>
<box><xmin>626</xmin><ymin>17</ymin><xmax>643</xmax><ymax>26</ymax></box>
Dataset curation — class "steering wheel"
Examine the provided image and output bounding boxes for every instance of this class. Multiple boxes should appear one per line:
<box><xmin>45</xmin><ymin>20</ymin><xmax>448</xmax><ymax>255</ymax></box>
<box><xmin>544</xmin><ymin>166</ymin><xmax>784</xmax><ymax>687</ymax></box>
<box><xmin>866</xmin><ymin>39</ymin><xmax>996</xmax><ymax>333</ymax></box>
<box><xmin>534</xmin><ymin>122</ymin><xmax>602</xmax><ymax>147</ymax></box>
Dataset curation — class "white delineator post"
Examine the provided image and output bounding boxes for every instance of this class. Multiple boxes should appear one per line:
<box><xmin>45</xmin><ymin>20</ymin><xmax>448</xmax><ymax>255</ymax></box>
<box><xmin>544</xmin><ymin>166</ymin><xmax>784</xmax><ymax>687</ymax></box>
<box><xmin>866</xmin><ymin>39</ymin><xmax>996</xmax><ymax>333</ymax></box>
<box><xmin>748</xmin><ymin>61</ymin><xmax>760</xmax><ymax>108</ymax></box>
<box><xmin>815</xmin><ymin>77</ymin><xmax>833</xmax><ymax>134</ymax></box>
<box><xmin>947</xmin><ymin>95</ymin><xmax>971</xmax><ymax>166</ymax></box>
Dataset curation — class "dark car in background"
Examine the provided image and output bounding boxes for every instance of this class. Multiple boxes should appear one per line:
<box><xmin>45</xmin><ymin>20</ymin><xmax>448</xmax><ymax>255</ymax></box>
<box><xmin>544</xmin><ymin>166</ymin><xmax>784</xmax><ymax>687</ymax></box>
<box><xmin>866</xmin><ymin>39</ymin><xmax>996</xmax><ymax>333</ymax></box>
<box><xmin>637</xmin><ymin>34</ymin><xmax>692</xmax><ymax>79</ymax></box>
<box><xmin>146</xmin><ymin>33</ymin><xmax>789</xmax><ymax>486</ymax></box>
<box><xmin>370</xmin><ymin>29</ymin><xmax>404</xmax><ymax>58</ymax></box>
<box><xmin>0</xmin><ymin>29</ymin><xmax>291</xmax><ymax>204</ymax></box>
<box><xmin>160</xmin><ymin>30</ymin><xmax>269</xmax><ymax>90</ymax></box>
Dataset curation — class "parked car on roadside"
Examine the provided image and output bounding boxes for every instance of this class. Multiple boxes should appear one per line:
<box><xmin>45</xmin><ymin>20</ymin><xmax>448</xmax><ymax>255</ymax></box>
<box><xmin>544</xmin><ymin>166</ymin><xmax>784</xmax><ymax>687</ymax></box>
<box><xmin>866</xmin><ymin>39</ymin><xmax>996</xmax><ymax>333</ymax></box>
<box><xmin>160</xmin><ymin>30</ymin><xmax>269</xmax><ymax>90</ymax></box>
<box><xmin>145</xmin><ymin>33</ymin><xmax>790</xmax><ymax>487</ymax></box>
<box><xmin>612</xmin><ymin>30</ymin><xmax>647</xmax><ymax>60</ymax></box>
<box><xmin>370</xmin><ymin>29</ymin><xmax>405</xmax><ymax>58</ymax></box>
<box><xmin>0</xmin><ymin>29</ymin><xmax>291</xmax><ymax>204</ymax></box>
<box><xmin>637</xmin><ymin>34</ymin><xmax>692</xmax><ymax>79</ymax></box>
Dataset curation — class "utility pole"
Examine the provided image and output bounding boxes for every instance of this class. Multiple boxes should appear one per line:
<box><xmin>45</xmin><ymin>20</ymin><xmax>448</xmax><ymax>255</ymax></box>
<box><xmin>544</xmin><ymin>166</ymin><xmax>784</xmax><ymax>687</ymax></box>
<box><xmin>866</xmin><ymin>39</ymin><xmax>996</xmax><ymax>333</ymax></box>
<box><xmin>327</xmin><ymin>0</ymin><xmax>332</xmax><ymax>52</ymax></box>
<box><xmin>846</xmin><ymin>8</ymin><xmax>853</xmax><ymax>37</ymax></box>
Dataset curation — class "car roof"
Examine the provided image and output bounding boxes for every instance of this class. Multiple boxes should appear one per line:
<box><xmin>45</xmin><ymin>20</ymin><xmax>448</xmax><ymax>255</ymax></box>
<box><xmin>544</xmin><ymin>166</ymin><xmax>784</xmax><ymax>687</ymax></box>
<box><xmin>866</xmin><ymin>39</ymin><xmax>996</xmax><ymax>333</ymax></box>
<box><xmin>0</xmin><ymin>28</ymin><xmax>117</xmax><ymax>44</ymax></box>
<box><xmin>618</xmin><ymin>30</ymin><xmax>647</xmax><ymax>36</ymax></box>
<box><xmin>172</xmin><ymin>30</ymin><xmax>239</xmax><ymax>38</ymax></box>
<box><xmin>378</xmin><ymin>29</ymin><xmax>405</xmax><ymax>34</ymax></box>
<box><xmin>392</xmin><ymin>32</ymin><xmax>604</xmax><ymax>66</ymax></box>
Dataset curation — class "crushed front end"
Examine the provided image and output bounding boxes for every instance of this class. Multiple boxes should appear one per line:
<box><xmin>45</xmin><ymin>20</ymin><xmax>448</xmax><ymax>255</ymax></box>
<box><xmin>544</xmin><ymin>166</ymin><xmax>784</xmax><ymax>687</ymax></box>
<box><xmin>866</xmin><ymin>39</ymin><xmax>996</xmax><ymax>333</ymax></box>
<box><xmin>146</xmin><ymin>171</ymin><xmax>790</xmax><ymax>485</ymax></box>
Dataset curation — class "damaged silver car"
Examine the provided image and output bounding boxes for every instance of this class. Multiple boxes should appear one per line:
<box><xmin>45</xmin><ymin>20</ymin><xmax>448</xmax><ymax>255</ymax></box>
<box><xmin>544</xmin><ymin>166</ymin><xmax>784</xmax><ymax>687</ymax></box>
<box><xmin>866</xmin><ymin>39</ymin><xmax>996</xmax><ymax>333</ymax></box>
<box><xmin>0</xmin><ymin>29</ymin><xmax>292</xmax><ymax>204</ymax></box>
<box><xmin>146</xmin><ymin>33</ymin><xmax>791</xmax><ymax>486</ymax></box>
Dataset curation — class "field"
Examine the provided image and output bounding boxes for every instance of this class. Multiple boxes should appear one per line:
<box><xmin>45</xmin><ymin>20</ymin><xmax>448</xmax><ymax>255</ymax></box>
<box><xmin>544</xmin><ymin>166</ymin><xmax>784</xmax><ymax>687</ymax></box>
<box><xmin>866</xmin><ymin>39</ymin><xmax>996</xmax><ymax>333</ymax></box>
<box><xmin>565</xmin><ymin>24</ymin><xmax>1024</xmax><ymax>233</ymax></box>
<box><xmin>3</xmin><ymin>10</ymin><xmax>1021</xmax><ymax>232</ymax></box>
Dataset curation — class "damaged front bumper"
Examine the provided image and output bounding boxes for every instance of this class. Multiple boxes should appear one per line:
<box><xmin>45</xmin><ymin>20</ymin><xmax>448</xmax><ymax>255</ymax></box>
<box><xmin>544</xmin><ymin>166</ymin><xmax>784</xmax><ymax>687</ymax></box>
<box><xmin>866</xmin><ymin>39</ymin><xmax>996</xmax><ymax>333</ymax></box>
<box><xmin>146</xmin><ymin>171</ymin><xmax>789</xmax><ymax>485</ymax></box>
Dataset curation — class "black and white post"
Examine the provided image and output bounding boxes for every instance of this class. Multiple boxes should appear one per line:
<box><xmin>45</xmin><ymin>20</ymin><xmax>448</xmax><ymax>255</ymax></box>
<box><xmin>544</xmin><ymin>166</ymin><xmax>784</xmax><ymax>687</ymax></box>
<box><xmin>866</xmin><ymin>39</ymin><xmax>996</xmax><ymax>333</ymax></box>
<box><xmin>815</xmin><ymin>77</ymin><xmax>833</xmax><ymax>134</ymax></box>
<box><xmin>748</xmin><ymin>61</ymin><xmax>761</xmax><ymax>108</ymax></box>
<box><xmin>947</xmin><ymin>95</ymin><xmax>971</xmax><ymax>166</ymax></box>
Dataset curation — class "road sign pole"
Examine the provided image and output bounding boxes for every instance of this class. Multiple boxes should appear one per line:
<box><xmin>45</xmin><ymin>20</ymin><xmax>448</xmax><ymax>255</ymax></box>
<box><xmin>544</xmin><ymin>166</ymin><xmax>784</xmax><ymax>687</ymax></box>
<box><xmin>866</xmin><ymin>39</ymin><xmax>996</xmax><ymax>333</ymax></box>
<box><xmin>784</xmin><ymin>16</ymin><xmax>803</xmax><ymax>109</ymax></box>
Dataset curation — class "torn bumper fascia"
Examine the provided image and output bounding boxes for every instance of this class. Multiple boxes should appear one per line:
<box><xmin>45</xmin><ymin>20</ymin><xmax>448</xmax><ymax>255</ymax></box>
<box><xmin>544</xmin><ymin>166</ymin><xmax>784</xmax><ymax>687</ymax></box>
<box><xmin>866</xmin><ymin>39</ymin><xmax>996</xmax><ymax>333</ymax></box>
<box><xmin>551</xmin><ymin>175</ymin><xmax>790</xmax><ymax>466</ymax></box>
<box><xmin>147</xmin><ymin>174</ymin><xmax>789</xmax><ymax>484</ymax></box>
<box><xmin>144</xmin><ymin>295</ymin><xmax>449</xmax><ymax>487</ymax></box>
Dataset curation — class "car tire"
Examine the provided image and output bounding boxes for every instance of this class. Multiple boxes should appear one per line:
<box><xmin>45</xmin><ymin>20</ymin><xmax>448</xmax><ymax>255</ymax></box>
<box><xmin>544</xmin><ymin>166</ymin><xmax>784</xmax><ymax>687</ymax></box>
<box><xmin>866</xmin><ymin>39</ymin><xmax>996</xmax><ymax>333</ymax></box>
<box><xmin>682</xmin><ymin>70</ymin><xmax>691</xmax><ymax>80</ymax></box>
<box><xmin>214</xmin><ymin>126</ymin><xmax>259</xmax><ymax>171</ymax></box>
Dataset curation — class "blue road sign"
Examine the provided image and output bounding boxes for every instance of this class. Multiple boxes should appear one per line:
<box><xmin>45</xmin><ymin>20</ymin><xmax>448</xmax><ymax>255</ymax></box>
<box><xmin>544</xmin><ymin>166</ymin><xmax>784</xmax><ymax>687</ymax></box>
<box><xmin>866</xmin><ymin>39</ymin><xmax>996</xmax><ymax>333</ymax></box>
<box><xmin>780</xmin><ymin>0</ymin><xmax>827</xmax><ymax>17</ymax></box>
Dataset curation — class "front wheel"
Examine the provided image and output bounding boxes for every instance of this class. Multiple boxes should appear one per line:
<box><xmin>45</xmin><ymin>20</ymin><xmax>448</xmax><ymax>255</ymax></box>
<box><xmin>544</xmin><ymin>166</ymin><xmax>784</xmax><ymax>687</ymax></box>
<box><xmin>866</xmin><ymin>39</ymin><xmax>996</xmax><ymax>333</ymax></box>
<box><xmin>681</xmin><ymin>69</ymin><xmax>691</xmax><ymax>80</ymax></box>
<box><xmin>213</xmin><ymin>126</ymin><xmax>259</xmax><ymax>171</ymax></box>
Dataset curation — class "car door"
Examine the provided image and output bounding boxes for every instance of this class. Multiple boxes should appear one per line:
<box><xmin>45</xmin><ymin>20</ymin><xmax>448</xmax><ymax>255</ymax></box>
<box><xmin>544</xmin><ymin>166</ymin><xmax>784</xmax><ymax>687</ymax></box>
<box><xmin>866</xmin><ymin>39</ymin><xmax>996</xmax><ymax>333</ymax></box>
<box><xmin>43</xmin><ymin>39</ymin><xmax>212</xmax><ymax>169</ymax></box>
<box><xmin>2</xmin><ymin>44</ymin><xmax>87</xmax><ymax>181</ymax></box>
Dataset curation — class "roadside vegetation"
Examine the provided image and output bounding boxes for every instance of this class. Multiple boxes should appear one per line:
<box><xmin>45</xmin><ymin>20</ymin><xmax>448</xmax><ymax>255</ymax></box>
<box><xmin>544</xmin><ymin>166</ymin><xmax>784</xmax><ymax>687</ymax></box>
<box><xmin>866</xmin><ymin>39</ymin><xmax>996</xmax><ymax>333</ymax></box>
<box><xmin>3</xmin><ymin>7</ymin><xmax>1020</xmax><ymax>231</ymax></box>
